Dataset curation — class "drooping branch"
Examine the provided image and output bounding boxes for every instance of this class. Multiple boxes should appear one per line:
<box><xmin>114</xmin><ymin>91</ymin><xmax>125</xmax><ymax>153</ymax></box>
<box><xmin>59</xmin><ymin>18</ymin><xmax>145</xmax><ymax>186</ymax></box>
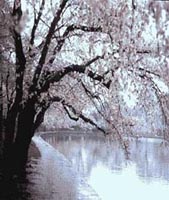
<box><xmin>80</xmin><ymin>80</ymin><xmax>101</xmax><ymax>100</ymax></box>
<box><xmin>80</xmin><ymin>80</ymin><xmax>107</xmax><ymax>119</ymax></box>
<box><xmin>80</xmin><ymin>80</ymin><xmax>129</xmax><ymax>153</ymax></box>
<box><xmin>34</xmin><ymin>93</ymin><xmax>106</xmax><ymax>134</ymax></box>
<box><xmin>147</xmin><ymin>78</ymin><xmax>169</xmax><ymax>132</ymax></box>
<box><xmin>127</xmin><ymin>67</ymin><xmax>160</xmax><ymax>81</ymax></box>
<box><xmin>62</xmin><ymin>101</ymin><xmax>107</xmax><ymax>135</ymax></box>
<box><xmin>62</xmin><ymin>104</ymin><xmax>79</xmax><ymax>121</ymax></box>
<box><xmin>128</xmin><ymin>67</ymin><xmax>169</xmax><ymax>136</ymax></box>
<box><xmin>40</xmin><ymin>55</ymin><xmax>111</xmax><ymax>93</ymax></box>
<box><xmin>31</xmin><ymin>0</ymin><xmax>69</xmax><ymax>90</ymax></box>
<box><xmin>136</xmin><ymin>67</ymin><xmax>160</xmax><ymax>78</ymax></box>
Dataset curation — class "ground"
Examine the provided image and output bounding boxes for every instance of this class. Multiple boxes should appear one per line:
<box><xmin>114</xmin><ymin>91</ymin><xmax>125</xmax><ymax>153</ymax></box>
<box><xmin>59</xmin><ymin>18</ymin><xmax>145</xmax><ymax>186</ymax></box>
<box><xmin>28</xmin><ymin>141</ymin><xmax>41</xmax><ymax>160</ymax></box>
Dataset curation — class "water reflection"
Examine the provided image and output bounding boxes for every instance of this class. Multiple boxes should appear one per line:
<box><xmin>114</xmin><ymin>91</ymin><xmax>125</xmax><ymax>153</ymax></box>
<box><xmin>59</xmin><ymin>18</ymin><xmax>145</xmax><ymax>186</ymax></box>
<box><xmin>43</xmin><ymin>132</ymin><xmax>169</xmax><ymax>200</ymax></box>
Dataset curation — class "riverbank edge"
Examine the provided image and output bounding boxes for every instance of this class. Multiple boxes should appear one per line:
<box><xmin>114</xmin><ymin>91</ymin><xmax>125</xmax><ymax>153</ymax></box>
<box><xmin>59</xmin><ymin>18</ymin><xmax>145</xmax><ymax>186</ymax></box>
<box><xmin>28</xmin><ymin>140</ymin><xmax>41</xmax><ymax>160</ymax></box>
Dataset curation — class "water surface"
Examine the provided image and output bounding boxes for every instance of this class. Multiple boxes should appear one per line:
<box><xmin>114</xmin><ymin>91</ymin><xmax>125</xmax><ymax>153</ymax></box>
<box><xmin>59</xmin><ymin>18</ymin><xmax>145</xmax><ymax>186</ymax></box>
<box><xmin>43</xmin><ymin>131</ymin><xmax>169</xmax><ymax>200</ymax></box>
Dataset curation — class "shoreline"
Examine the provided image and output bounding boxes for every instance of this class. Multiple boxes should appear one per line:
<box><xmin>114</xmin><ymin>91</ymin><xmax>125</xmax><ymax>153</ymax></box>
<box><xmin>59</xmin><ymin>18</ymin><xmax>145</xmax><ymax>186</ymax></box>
<box><xmin>28</xmin><ymin>140</ymin><xmax>41</xmax><ymax>160</ymax></box>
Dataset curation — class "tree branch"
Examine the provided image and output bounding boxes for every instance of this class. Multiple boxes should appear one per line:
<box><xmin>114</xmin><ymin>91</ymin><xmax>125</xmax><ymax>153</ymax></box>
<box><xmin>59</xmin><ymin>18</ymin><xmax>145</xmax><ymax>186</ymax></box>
<box><xmin>31</xmin><ymin>0</ymin><xmax>69</xmax><ymax>91</ymax></box>
<box><xmin>35</xmin><ymin>93</ymin><xmax>106</xmax><ymax>134</ymax></box>
<box><xmin>128</xmin><ymin>67</ymin><xmax>169</xmax><ymax>136</ymax></box>
<box><xmin>48</xmin><ymin>24</ymin><xmax>102</xmax><ymax>64</ymax></box>
<box><xmin>40</xmin><ymin>55</ymin><xmax>111</xmax><ymax>93</ymax></box>
<box><xmin>62</xmin><ymin>101</ymin><xmax>107</xmax><ymax>134</ymax></box>
<box><xmin>29</xmin><ymin>0</ymin><xmax>45</xmax><ymax>53</ymax></box>
<box><xmin>33</xmin><ymin>96</ymin><xmax>62</xmax><ymax>130</ymax></box>
<box><xmin>10</xmin><ymin>0</ymin><xmax>26</xmax><ymax>109</ymax></box>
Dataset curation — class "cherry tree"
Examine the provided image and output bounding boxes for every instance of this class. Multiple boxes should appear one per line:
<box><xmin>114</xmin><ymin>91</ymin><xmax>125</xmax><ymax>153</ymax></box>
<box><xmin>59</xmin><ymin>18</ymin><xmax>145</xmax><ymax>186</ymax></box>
<box><xmin>44</xmin><ymin>0</ymin><xmax>169</xmax><ymax>140</ymax></box>
<box><xmin>0</xmin><ymin>0</ymin><xmax>168</xmax><ymax>177</ymax></box>
<box><xmin>89</xmin><ymin>0</ymin><xmax>169</xmax><ymax>138</ymax></box>
<box><xmin>0</xmin><ymin>0</ymin><xmax>114</xmax><ymax>176</ymax></box>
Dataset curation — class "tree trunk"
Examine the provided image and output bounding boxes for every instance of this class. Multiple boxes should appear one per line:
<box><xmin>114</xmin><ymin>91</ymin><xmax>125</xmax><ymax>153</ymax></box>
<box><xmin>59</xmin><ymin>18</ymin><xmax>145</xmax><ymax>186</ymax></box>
<box><xmin>0</xmin><ymin>75</ymin><xmax>3</xmax><ymax>141</ymax></box>
<box><xmin>2</xmin><ymin>98</ymin><xmax>36</xmax><ymax>177</ymax></box>
<box><xmin>3</xmin><ymin>105</ymin><xmax>20</xmax><ymax>177</ymax></box>
<box><xmin>15</xmin><ymin>102</ymin><xmax>36</xmax><ymax>172</ymax></box>
<box><xmin>0</xmin><ymin>75</ymin><xmax>3</xmax><ymax>164</ymax></box>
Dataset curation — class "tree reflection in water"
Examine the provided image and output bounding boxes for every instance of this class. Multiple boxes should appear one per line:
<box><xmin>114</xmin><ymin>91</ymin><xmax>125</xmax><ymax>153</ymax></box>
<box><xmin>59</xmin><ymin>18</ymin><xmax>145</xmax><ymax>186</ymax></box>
<box><xmin>43</xmin><ymin>132</ymin><xmax>169</xmax><ymax>200</ymax></box>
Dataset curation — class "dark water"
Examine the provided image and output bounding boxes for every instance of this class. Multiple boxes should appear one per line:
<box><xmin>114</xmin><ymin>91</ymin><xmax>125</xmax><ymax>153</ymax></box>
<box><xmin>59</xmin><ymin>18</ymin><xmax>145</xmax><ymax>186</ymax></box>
<box><xmin>43</xmin><ymin>132</ymin><xmax>169</xmax><ymax>200</ymax></box>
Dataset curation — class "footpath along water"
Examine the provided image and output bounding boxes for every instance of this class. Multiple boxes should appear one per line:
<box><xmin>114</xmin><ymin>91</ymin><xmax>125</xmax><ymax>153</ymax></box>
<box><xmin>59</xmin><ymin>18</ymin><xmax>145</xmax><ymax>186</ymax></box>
<box><xmin>28</xmin><ymin>135</ymin><xmax>100</xmax><ymax>200</ymax></box>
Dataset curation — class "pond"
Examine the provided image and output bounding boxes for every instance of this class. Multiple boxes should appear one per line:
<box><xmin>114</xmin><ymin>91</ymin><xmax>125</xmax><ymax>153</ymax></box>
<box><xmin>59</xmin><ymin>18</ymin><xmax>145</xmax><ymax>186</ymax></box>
<box><xmin>42</xmin><ymin>131</ymin><xmax>169</xmax><ymax>200</ymax></box>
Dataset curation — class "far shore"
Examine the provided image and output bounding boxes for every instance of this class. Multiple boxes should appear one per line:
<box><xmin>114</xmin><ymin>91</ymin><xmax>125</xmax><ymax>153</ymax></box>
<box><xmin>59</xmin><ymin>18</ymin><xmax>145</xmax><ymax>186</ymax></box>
<box><xmin>35</xmin><ymin>130</ymin><xmax>168</xmax><ymax>143</ymax></box>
